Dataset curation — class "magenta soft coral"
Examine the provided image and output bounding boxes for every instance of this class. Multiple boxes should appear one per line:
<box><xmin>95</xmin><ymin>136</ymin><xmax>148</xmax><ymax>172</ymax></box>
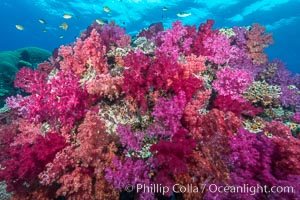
<box><xmin>192</xmin><ymin>19</ymin><xmax>216</xmax><ymax>56</ymax></box>
<box><xmin>150</xmin><ymin>91</ymin><xmax>187</xmax><ymax>137</ymax></box>
<box><xmin>105</xmin><ymin>157</ymin><xmax>155</xmax><ymax>199</ymax></box>
<box><xmin>0</xmin><ymin>132</ymin><xmax>65</xmax><ymax>194</ymax></box>
<box><xmin>192</xmin><ymin>19</ymin><xmax>240</xmax><ymax>65</ymax></box>
<box><xmin>220</xmin><ymin>129</ymin><xmax>277</xmax><ymax>200</ymax></box>
<box><xmin>14</xmin><ymin>66</ymin><xmax>48</xmax><ymax>93</ymax></box>
<box><xmin>105</xmin><ymin>157</ymin><xmax>151</xmax><ymax>190</ymax></box>
<box><xmin>123</xmin><ymin>51</ymin><xmax>151</xmax><ymax>110</ymax></box>
<box><xmin>13</xmin><ymin>69</ymin><xmax>92</xmax><ymax>127</ymax></box>
<box><xmin>117</xmin><ymin>124</ymin><xmax>144</xmax><ymax>151</ymax></box>
<box><xmin>223</xmin><ymin>126</ymin><xmax>300</xmax><ymax>200</ymax></box>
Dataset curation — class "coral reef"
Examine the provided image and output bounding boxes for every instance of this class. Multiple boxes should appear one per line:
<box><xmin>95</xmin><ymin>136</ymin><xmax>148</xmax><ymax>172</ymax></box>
<box><xmin>0</xmin><ymin>47</ymin><xmax>51</xmax><ymax>106</ymax></box>
<box><xmin>0</xmin><ymin>19</ymin><xmax>299</xmax><ymax>200</ymax></box>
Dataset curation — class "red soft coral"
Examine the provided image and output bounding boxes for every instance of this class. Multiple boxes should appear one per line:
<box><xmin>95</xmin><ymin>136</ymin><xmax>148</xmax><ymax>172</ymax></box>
<box><xmin>0</xmin><ymin>132</ymin><xmax>66</xmax><ymax>195</ymax></box>
<box><xmin>150</xmin><ymin>128</ymin><xmax>196</xmax><ymax>195</ymax></box>
<box><xmin>187</xmin><ymin>109</ymin><xmax>242</xmax><ymax>141</ymax></box>
<box><xmin>183</xmin><ymin>90</ymin><xmax>212</xmax><ymax>132</ymax></box>
<box><xmin>151</xmin><ymin>129</ymin><xmax>196</xmax><ymax>173</ymax></box>
<box><xmin>0</xmin><ymin>119</ymin><xmax>20</xmax><ymax>161</ymax></box>
<box><xmin>213</xmin><ymin>95</ymin><xmax>263</xmax><ymax>117</ymax></box>
<box><xmin>39</xmin><ymin>111</ymin><xmax>118</xmax><ymax>199</ymax></box>
<box><xmin>264</xmin><ymin>121</ymin><xmax>300</xmax><ymax>175</ymax></box>
<box><xmin>192</xmin><ymin>19</ymin><xmax>217</xmax><ymax>56</ymax></box>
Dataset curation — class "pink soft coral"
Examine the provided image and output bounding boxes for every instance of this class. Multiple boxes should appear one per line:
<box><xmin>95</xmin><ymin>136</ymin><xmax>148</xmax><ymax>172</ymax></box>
<box><xmin>203</xmin><ymin>32</ymin><xmax>238</xmax><ymax>65</ymax></box>
<box><xmin>191</xmin><ymin>19</ymin><xmax>238</xmax><ymax>65</ymax></box>
<box><xmin>180</xmin><ymin>54</ymin><xmax>206</xmax><ymax>78</ymax></box>
<box><xmin>58</xmin><ymin>29</ymin><xmax>108</xmax><ymax>76</ymax></box>
<box><xmin>156</xmin><ymin>21</ymin><xmax>193</xmax><ymax>59</ymax></box>
<box><xmin>213</xmin><ymin>67</ymin><xmax>254</xmax><ymax>100</ymax></box>
<box><xmin>13</xmin><ymin>69</ymin><xmax>92</xmax><ymax>127</ymax></box>
<box><xmin>86</xmin><ymin>74</ymin><xmax>123</xmax><ymax>100</ymax></box>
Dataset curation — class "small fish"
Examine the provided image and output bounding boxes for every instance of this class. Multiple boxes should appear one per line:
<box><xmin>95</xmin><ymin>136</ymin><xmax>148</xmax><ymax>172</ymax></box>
<box><xmin>59</xmin><ymin>22</ymin><xmax>68</xmax><ymax>30</ymax></box>
<box><xmin>15</xmin><ymin>24</ymin><xmax>24</xmax><ymax>30</ymax></box>
<box><xmin>96</xmin><ymin>19</ymin><xmax>105</xmax><ymax>25</ymax></box>
<box><xmin>63</xmin><ymin>13</ymin><xmax>72</xmax><ymax>19</ymax></box>
<box><xmin>103</xmin><ymin>6</ymin><xmax>110</xmax><ymax>13</ymax></box>
<box><xmin>177</xmin><ymin>12</ymin><xmax>192</xmax><ymax>18</ymax></box>
<box><xmin>42</xmin><ymin>29</ymin><xmax>47</xmax><ymax>32</ymax></box>
<box><xmin>59</xmin><ymin>35</ymin><xmax>64</xmax><ymax>39</ymax></box>
<box><xmin>162</xmin><ymin>6</ymin><xmax>168</xmax><ymax>11</ymax></box>
<box><xmin>38</xmin><ymin>19</ymin><xmax>46</xmax><ymax>24</ymax></box>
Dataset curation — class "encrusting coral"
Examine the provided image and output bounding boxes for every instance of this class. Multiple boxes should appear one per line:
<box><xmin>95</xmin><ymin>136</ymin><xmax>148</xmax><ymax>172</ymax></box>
<box><xmin>0</xmin><ymin>19</ymin><xmax>300</xmax><ymax>200</ymax></box>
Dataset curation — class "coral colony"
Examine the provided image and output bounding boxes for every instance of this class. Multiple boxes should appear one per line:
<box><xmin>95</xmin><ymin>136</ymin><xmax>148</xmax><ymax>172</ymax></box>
<box><xmin>0</xmin><ymin>19</ymin><xmax>300</xmax><ymax>200</ymax></box>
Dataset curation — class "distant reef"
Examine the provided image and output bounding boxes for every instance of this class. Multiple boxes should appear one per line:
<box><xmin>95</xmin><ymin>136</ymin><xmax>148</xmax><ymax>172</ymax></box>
<box><xmin>0</xmin><ymin>47</ymin><xmax>51</xmax><ymax>106</ymax></box>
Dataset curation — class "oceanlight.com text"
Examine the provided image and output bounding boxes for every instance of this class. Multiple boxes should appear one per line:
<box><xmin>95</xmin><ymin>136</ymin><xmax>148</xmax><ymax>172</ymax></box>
<box><xmin>131</xmin><ymin>183</ymin><xmax>295</xmax><ymax>196</ymax></box>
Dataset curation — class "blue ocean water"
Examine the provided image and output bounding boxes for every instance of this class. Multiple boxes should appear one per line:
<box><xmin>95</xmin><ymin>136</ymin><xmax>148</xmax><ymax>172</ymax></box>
<box><xmin>0</xmin><ymin>0</ymin><xmax>299</xmax><ymax>73</ymax></box>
